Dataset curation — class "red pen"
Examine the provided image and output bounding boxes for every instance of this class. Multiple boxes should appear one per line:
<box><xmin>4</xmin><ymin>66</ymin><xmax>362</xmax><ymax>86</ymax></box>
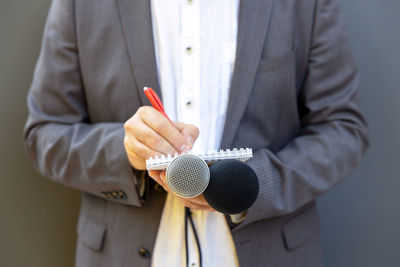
<box><xmin>144</xmin><ymin>87</ymin><xmax>172</xmax><ymax>123</ymax></box>
<box><xmin>144</xmin><ymin>87</ymin><xmax>194</xmax><ymax>153</ymax></box>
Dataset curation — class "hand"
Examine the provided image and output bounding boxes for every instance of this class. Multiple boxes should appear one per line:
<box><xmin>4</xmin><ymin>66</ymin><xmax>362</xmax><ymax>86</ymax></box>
<box><xmin>148</xmin><ymin>170</ymin><xmax>215</xmax><ymax>212</ymax></box>
<box><xmin>124</xmin><ymin>106</ymin><xmax>210</xmax><ymax>210</ymax></box>
<box><xmin>123</xmin><ymin>106</ymin><xmax>199</xmax><ymax>170</ymax></box>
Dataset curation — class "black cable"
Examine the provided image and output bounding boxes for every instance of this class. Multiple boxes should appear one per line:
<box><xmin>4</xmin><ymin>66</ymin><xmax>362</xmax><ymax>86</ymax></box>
<box><xmin>185</xmin><ymin>207</ymin><xmax>189</xmax><ymax>267</ymax></box>
<box><xmin>185</xmin><ymin>207</ymin><xmax>202</xmax><ymax>267</ymax></box>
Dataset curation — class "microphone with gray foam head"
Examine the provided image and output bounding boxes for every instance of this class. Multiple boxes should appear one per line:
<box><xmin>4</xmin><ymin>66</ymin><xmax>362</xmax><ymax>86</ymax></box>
<box><xmin>166</xmin><ymin>154</ymin><xmax>259</xmax><ymax>214</ymax></box>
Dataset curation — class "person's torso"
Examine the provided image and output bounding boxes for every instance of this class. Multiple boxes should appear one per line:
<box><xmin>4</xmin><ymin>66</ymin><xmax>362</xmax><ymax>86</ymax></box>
<box><xmin>74</xmin><ymin>1</ymin><xmax>323</xmax><ymax>266</ymax></box>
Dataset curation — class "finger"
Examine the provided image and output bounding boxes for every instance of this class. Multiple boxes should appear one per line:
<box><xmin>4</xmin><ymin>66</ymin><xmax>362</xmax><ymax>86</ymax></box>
<box><xmin>179</xmin><ymin>200</ymin><xmax>215</xmax><ymax>211</ymax></box>
<box><xmin>124</xmin><ymin>136</ymin><xmax>147</xmax><ymax>170</ymax></box>
<box><xmin>185</xmin><ymin>195</ymin><xmax>214</xmax><ymax>210</ymax></box>
<box><xmin>159</xmin><ymin>172</ymin><xmax>214</xmax><ymax>210</ymax></box>
<box><xmin>191</xmin><ymin>194</ymin><xmax>210</xmax><ymax>206</ymax></box>
<box><xmin>148</xmin><ymin>170</ymin><xmax>161</xmax><ymax>177</ymax></box>
<box><xmin>124</xmin><ymin>118</ymin><xmax>158</xmax><ymax>166</ymax></box>
<box><xmin>148</xmin><ymin>170</ymin><xmax>164</xmax><ymax>186</ymax></box>
<box><xmin>158</xmin><ymin>171</ymin><xmax>169</xmax><ymax>190</ymax></box>
<box><xmin>173</xmin><ymin>122</ymin><xmax>200</xmax><ymax>146</ymax></box>
<box><xmin>139</xmin><ymin>106</ymin><xmax>191</xmax><ymax>152</ymax></box>
<box><xmin>174</xmin><ymin>194</ymin><xmax>206</xmax><ymax>206</ymax></box>
<box><xmin>126</xmin><ymin>135</ymin><xmax>162</xmax><ymax>161</ymax></box>
<box><xmin>134</xmin><ymin>122</ymin><xmax>178</xmax><ymax>155</ymax></box>
<box><xmin>173</xmin><ymin>193</ymin><xmax>215</xmax><ymax>211</ymax></box>
<box><xmin>126</xmin><ymin>148</ymin><xmax>147</xmax><ymax>170</ymax></box>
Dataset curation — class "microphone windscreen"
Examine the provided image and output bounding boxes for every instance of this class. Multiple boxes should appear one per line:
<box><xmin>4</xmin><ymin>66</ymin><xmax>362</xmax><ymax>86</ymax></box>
<box><xmin>203</xmin><ymin>159</ymin><xmax>259</xmax><ymax>214</ymax></box>
<box><xmin>166</xmin><ymin>154</ymin><xmax>210</xmax><ymax>198</ymax></box>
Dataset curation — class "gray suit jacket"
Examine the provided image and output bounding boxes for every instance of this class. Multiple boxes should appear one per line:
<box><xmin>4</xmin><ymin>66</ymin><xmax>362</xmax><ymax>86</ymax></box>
<box><xmin>24</xmin><ymin>0</ymin><xmax>369</xmax><ymax>266</ymax></box>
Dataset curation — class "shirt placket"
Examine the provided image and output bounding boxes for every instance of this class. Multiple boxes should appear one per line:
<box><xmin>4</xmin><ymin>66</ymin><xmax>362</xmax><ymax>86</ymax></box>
<box><xmin>178</xmin><ymin>0</ymin><xmax>201</xmax><ymax>131</ymax></box>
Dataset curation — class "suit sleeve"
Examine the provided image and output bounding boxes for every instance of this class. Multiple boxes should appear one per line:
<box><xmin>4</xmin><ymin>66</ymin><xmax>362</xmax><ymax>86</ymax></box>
<box><xmin>240</xmin><ymin>0</ymin><xmax>369</xmax><ymax>227</ymax></box>
<box><xmin>24</xmin><ymin>0</ymin><xmax>143</xmax><ymax>207</ymax></box>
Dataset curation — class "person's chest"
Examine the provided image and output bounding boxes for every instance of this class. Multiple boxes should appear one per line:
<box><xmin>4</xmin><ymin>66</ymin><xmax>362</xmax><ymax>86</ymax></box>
<box><xmin>74</xmin><ymin>0</ymin><xmax>313</xmax><ymax>151</ymax></box>
<box><xmin>151</xmin><ymin>0</ymin><xmax>239</xmax><ymax>152</ymax></box>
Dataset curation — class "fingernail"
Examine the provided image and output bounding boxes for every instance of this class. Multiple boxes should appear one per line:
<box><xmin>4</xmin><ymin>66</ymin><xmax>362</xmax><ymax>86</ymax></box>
<box><xmin>186</xmin><ymin>137</ymin><xmax>194</xmax><ymax>147</ymax></box>
<box><xmin>180</xmin><ymin>144</ymin><xmax>190</xmax><ymax>152</ymax></box>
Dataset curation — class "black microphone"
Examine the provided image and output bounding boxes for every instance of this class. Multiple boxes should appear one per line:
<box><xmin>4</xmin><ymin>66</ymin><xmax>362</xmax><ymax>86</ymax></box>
<box><xmin>203</xmin><ymin>159</ymin><xmax>259</xmax><ymax>214</ymax></box>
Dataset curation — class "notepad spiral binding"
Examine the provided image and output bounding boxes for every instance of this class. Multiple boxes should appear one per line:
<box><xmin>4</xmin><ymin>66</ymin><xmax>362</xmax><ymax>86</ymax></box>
<box><xmin>146</xmin><ymin>148</ymin><xmax>253</xmax><ymax>171</ymax></box>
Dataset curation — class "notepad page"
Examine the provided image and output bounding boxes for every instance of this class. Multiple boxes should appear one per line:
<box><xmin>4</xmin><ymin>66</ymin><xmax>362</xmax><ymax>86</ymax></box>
<box><xmin>146</xmin><ymin>148</ymin><xmax>253</xmax><ymax>171</ymax></box>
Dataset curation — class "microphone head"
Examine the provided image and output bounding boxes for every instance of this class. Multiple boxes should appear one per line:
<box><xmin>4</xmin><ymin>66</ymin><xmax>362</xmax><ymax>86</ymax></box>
<box><xmin>204</xmin><ymin>159</ymin><xmax>259</xmax><ymax>214</ymax></box>
<box><xmin>166</xmin><ymin>154</ymin><xmax>210</xmax><ymax>198</ymax></box>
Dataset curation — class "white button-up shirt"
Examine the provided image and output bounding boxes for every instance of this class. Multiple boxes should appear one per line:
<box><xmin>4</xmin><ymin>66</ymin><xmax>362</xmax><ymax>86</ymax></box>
<box><xmin>150</xmin><ymin>0</ymin><xmax>240</xmax><ymax>266</ymax></box>
<box><xmin>151</xmin><ymin>0</ymin><xmax>239</xmax><ymax>154</ymax></box>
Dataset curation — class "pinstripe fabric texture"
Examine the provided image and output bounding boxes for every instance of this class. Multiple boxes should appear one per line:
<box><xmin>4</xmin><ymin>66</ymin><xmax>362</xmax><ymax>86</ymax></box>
<box><xmin>24</xmin><ymin>0</ymin><xmax>368</xmax><ymax>266</ymax></box>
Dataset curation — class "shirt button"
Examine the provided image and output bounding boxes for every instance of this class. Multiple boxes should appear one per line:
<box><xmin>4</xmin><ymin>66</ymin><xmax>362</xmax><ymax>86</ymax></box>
<box><xmin>186</xmin><ymin>47</ymin><xmax>193</xmax><ymax>55</ymax></box>
<box><xmin>188</xmin><ymin>0</ymin><xmax>193</xmax><ymax>4</ymax></box>
<box><xmin>138</xmin><ymin>248</ymin><xmax>151</xmax><ymax>259</ymax></box>
<box><xmin>186</xmin><ymin>101</ymin><xmax>192</xmax><ymax>108</ymax></box>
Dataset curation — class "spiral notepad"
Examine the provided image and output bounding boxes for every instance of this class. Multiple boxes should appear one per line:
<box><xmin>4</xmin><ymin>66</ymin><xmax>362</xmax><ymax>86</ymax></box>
<box><xmin>146</xmin><ymin>148</ymin><xmax>253</xmax><ymax>171</ymax></box>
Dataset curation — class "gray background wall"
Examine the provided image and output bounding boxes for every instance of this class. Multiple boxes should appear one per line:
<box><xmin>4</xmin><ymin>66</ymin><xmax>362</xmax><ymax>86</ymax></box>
<box><xmin>318</xmin><ymin>0</ymin><xmax>400</xmax><ymax>266</ymax></box>
<box><xmin>0</xmin><ymin>0</ymin><xmax>398</xmax><ymax>266</ymax></box>
<box><xmin>0</xmin><ymin>1</ymin><xmax>80</xmax><ymax>266</ymax></box>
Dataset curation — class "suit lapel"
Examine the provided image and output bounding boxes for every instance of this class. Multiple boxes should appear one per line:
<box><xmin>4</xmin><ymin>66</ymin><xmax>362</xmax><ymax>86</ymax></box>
<box><xmin>220</xmin><ymin>0</ymin><xmax>276</xmax><ymax>149</ymax></box>
<box><xmin>116</xmin><ymin>0</ymin><xmax>162</xmax><ymax>105</ymax></box>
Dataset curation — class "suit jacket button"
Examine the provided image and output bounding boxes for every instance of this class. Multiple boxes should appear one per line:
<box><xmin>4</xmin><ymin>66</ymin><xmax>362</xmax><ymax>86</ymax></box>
<box><xmin>119</xmin><ymin>191</ymin><xmax>127</xmax><ymax>199</ymax></box>
<box><xmin>138</xmin><ymin>248</ymin><xmax>150</xmax><ymax>259</ymax></box>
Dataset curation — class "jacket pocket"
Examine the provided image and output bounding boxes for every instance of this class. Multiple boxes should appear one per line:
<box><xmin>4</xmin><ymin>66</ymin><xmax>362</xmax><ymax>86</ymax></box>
<box><xmin>281</xmin><ymin>203</ymin><xmax>319</xmax><ymax>251</ymax></box>
<box><xmin>77</xmin><ymin>216</ymin><xmax>107</xmax><ymax>251</ymax></box>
